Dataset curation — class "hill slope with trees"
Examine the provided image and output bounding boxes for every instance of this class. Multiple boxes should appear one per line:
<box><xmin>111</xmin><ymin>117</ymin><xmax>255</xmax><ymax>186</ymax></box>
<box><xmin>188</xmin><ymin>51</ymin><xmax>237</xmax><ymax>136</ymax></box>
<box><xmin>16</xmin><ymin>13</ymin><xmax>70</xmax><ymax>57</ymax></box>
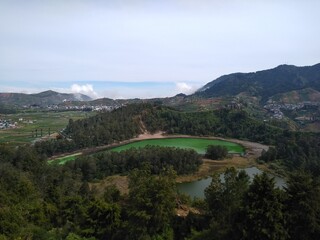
<box><xmin>34</xmin><ymin>104</ymin><xmax>282</xmax><ymax>157</ymax></box>
<box><xmin>2</xmin><ymin>103</ymin><xmax>320</xmax><ymax>239</ymax></box>
<box><xmin>195</xmin><ymin>63</ymin><xmax>320</xmax><ymax>104</ymax></box>
<box><xmin>0</xmin><ymin>90</ymin><xmax>91</xmax><ymax>107</ymax></box>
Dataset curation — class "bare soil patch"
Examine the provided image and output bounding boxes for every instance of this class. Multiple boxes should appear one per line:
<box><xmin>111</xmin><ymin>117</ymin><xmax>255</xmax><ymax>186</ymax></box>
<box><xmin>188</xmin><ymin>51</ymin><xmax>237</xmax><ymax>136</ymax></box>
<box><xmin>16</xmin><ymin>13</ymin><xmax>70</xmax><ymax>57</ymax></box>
<box><xmin>89</xmin><ymin>175</ymin><xmax>129</xmax><ymax>196</ymax></box>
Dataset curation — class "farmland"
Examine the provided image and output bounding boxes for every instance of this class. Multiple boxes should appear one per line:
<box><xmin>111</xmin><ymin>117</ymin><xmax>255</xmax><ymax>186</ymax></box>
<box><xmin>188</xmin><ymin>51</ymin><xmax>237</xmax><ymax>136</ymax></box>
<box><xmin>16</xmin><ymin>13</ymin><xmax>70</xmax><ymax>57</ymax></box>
<box><xmin>0</xmin><ymin>110</ymin><xmax>95</xmax><ymax>145</ymax></box>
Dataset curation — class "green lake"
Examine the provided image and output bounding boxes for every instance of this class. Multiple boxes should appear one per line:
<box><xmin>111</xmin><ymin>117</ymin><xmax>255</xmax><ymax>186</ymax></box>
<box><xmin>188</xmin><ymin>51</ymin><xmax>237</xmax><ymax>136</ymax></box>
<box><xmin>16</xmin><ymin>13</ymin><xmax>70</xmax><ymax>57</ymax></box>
<box><xmin>110</xmin><ymin>138</ymin><xmax>244</xmax><ymax>154</ymax></box>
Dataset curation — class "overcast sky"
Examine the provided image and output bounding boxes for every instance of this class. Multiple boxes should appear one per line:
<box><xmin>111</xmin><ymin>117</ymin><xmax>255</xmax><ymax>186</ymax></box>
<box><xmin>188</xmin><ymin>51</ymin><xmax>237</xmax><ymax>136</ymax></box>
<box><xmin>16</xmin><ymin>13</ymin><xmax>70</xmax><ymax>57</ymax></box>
<box><xmin>1</xmin><ymin>0</ymin><xmax>319</xmax><ymax>99</ymax></box>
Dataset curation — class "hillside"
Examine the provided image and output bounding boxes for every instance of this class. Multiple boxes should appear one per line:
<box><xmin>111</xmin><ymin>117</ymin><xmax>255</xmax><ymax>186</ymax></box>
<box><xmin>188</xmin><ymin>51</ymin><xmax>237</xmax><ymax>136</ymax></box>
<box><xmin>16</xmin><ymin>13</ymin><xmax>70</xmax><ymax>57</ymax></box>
<box><xmin>270</xmin><ymin>88</ymin><xmax>320</xmax><ymax>104</ymax></box>
<box><xmin>36</xmin><ymin>104</ymin><xmax>281</xmax><ymax>156</ymax></box>
<box><xmin>2</xmin><ymin>103</ymin><xmax>320</xmax><ymax>239</ymax></box>
<box><xmin>0</xmin><ymin>90</ymin><xmax>91</xmax><ymax>107</ymax></box>
<box><xmin>195</xmin><ymin>63</ymin><xmax>320</xmax><ymax>104</ymax></box>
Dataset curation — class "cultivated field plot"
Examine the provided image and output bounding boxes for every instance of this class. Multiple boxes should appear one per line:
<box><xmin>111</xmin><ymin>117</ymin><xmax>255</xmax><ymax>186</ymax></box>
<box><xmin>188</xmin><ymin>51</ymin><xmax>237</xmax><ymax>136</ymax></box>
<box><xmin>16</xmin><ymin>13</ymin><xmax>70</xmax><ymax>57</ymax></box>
<box><xmin>0</xmin><ymin>111</ymin><xmax>94</xmax><ymax>145</ymax></box>
<box><xmin>110</xmin><ymin>138</ymin><xmax>245</xmax><ymax>154</ymax></box>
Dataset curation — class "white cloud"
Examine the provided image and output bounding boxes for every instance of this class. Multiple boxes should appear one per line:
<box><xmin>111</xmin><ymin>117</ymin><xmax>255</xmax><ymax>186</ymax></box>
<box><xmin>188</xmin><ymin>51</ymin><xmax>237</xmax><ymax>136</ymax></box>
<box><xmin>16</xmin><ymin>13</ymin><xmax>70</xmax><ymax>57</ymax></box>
<box><xmin>70</xmin><ymin>84</ymin><xmax>99</xmax><ymax>99</ymax></box>
<box><xmin>175</xmin><ymin>82</ymin><xmax>198</xmax><ymax>95</ymax></box>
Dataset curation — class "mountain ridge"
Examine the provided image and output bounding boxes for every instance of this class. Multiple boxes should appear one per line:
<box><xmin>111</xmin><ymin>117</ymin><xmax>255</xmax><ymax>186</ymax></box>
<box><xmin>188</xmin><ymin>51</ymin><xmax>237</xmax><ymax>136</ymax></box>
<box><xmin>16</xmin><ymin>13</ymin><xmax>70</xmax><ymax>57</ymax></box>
<box><xmin>1</xmin><ymin>63</ymin><xmax>320</xmax><ymax>109</ymax></box>
<box><xmin>0</xmin><ymin>90</ymin><xmax>92</xmax><ymax>107</ymax></box>
<box><xmin>195</xmin><ymin>63</ymin><xmax>320</xmax><ymax>103</ymax></box>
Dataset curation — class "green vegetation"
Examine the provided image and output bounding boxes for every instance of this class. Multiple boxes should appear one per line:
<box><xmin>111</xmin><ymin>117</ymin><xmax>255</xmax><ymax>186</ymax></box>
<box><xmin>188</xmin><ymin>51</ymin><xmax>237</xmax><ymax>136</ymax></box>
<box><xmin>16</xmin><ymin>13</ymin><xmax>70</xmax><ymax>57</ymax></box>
<box><xmin>110</xmin><ymin>138</ymin><xmax>244</xmax><ymax>154</ymax></box>
<box><xmin>42</xmin><ymin>104</ymin><xmax>279</xmax><ymax>158</ymax></box>
<box><xmin>127</xmin><ymin>166</ymin><xmax>176</xmax><ymax>239</ymax></box>
<box><xmin>48</xmin><ymin>153</ymin><xmax>82</xmax><ymax>165</ymax></box>
<box><xmin>195</xmin><ymin>63</ymin><xmax>320</xmax><ymax>104</ymax></box>
<box><xmin>0</xmin><ymin>110</ymin><xmax>94</xmax><ymax>145</ymax></box>
<box><xmin>141</xmin><ymin>106</ymin><xmax>282</xmax><ymax>144</ymax></box>
<box><xmin>1</xmin><ymin>103</ymin><xmax>320</xmax><ymax>239</ymax></box>
<box><xmin>47</xmin><ymin>137</ymin><xmax>243</xmax><ymax>166</ymax></box>
<box><xmin>186</xmin><ymin>168</ymin><xmax>320</xmax><ymax>240</ymax></box>
<box><xmin>205</xmin><ymin>145</ymin><xmax>229</xmax><ymax>160</ymax></box>
<box><xmin>260</xmin><ymin>131</ymin><xmax>320</xmax><ymax>175</ymax></box>
<box><xmin>66</xmin><ymin>146</ymin><xmax>202</xmax><ymax>180</ymax></box>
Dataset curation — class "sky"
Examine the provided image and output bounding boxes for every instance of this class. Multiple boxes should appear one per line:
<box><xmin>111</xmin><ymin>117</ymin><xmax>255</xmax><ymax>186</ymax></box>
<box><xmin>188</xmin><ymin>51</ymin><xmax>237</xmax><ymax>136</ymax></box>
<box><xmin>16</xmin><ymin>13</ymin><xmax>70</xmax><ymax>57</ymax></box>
<box><xmin>1</xmin><ymin>0</ymin><xmax>319</xmax><ymax>99</ymax></box>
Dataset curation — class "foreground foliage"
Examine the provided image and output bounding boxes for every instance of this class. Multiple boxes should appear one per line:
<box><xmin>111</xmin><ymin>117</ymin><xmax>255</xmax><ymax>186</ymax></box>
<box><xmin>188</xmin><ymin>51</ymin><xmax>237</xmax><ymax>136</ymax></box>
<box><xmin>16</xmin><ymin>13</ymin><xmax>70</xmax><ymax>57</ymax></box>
<box><xmin>188</xmin><ymin>168</ymin><xmax>320</xmax><ymax>240</ymax></box>
<box><xmin>2</xmin><ymin>140</ymin><xmax>320</xmax><ymax>239</ymax></box>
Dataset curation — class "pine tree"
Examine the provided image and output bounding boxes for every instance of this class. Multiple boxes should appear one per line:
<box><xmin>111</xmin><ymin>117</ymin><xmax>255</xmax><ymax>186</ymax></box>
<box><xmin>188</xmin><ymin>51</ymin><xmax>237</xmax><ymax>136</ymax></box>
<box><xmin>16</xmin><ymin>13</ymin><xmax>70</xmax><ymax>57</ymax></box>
<box><xmin>242</xmin><ymin>173</ymin><xmax>287</xmax><ymax>240</ymax></box>
<box><xmin>285</xmin><ymin>171</ymin><xmax>320</xmax><ymax>239</ymax></box>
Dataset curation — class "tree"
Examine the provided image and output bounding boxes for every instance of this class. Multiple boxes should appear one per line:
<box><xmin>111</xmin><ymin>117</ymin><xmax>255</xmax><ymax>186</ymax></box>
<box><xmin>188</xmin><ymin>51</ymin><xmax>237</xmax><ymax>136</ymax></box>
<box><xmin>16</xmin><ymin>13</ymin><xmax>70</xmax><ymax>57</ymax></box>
<box><xmin>284</xmin><ymin>171</ymin><xmax>320</xmax><ymax>239</ymax></box>
<box><xmin>84</xmin><ymin>199</ymin><xmax>121</xmax><ymax>239</ymax></box>
<box><xmin>242</xmin><ymin>173</ymin><xmax>287</xmax><ymax>240</ymax></box>
<box><xmin>260</xmin><ymin>147</ymin><xmax>277</xmax><ymax>162</ymax></box>
<box><xmin>127</xmin><ymin>165</ymin><xmax>177</xmax><ymax>239</ymax></box>
<box><xmin>201</xmin><ymin>167</ymin><xmax>249</xmax><ymax>239</ymax></box>
<box><xmin>205</xmin><ymin>145</ymin><xmax>228</xmax><ymax>160</ymax></box>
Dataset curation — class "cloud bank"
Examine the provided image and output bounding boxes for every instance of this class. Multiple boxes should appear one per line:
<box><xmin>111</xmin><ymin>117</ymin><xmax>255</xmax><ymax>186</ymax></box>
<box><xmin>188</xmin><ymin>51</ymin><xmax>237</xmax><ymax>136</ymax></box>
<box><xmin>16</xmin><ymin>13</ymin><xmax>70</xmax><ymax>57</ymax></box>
<box><xmin>175</xmin><ymin>82</ymin><xmax>198</xmax><ymax>95</ymax></box>
<box><xmin>71</xmin><ymin>84</ymin><xmax>99</xmax><ymax>99</ymax></box>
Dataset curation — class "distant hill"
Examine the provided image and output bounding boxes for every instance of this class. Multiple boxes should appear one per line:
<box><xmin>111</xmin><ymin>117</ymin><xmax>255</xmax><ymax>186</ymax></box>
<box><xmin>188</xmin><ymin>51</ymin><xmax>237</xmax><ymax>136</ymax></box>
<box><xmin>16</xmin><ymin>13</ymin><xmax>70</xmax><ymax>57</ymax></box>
<box><xmin>270</xmin><ymin>88</ymin><xmax>320</xmax><ymax>104</ymax></box>
<box><xmin>0</xmin><ymin>90</ymin><xmax>92</xmax><ymax>107</ymax></box>
<box><xmin>195</xmin><ymin>63</ymin><xmax>320</xmax><ymax>104</ymax></box>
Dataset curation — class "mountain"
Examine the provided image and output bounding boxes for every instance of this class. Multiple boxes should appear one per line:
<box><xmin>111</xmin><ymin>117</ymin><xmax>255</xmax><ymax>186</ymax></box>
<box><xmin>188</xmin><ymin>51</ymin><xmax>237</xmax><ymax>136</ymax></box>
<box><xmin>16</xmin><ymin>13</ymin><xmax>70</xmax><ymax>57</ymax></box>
<box><xmin>0</xmin><ymin>90</ymin><xmax>92</xmax><ymax>107</ymax></box>
<box><xmin>195</xmin><ymin>63</ymin><xmax>320</xmax><ymax>104</ymax></box>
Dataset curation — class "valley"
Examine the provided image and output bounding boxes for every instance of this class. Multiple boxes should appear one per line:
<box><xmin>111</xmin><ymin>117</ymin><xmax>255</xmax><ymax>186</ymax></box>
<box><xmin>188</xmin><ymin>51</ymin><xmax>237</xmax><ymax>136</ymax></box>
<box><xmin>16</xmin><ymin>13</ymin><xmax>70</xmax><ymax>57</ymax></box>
<box><xmin>1</xmin><ymin>64</ymin><xmax>320</xmax><ymax>240</ymax></box>
<box><xmin>2</xmin><ymin>0</ymin><xmax>320</xmax><ymax>238</ymax></box>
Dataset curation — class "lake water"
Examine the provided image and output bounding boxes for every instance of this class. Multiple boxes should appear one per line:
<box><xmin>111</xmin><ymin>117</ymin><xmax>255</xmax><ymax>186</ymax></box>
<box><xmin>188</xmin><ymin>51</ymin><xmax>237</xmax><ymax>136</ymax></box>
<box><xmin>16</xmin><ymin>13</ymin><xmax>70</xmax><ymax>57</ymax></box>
<box><xmin>177</xmin><ymin>167</ymin><xmax>286</xmax><ymax>199</ymax></box>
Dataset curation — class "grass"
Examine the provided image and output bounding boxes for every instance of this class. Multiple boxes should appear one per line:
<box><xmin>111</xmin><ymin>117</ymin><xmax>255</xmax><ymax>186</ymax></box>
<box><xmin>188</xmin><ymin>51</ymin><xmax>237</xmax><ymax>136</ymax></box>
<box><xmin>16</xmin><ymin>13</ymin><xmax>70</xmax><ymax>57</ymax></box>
<box><xmin>0</xmin><ymin>110</ymin><xmax>95</xmax><ymax>145</ymax></box>
<box><xmin>48</xmin><ymin>153</ymin><xmax>82</xmax><ymax>165</ymax></box>
<box><xmin>110</xmin><ymin>138</ymin><xmax>245</xmax><ymax>154</ymax></box>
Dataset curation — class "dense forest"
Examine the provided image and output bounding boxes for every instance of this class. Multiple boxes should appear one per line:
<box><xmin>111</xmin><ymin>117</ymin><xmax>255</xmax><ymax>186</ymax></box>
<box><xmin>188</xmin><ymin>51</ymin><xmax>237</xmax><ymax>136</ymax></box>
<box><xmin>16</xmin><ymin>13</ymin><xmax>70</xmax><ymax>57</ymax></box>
<box><xmin>65</xmin><ymin>146</ymin><xmax>202</xmax><ymax>181</ymax></box>
<box><xmin>1</xmin><ymin>142</ymin><xmax>320</xmax><ymax>239</ymax></box>
<box><xmin>0</xmin><ymin>143</ymin><xmax>178</xmax><ymax>239</ymax></box>
<box><xmin>188</xmin><ymin>167</ymin><xmax>320</xmax><ymax>240</ymax></box>
<box><xmin>1</xmin><ymin>103</ymin><xmax>320</xmax><ymax>239</ymax></box>
<box><xmin>260</xmin><ymin>131</ymin><xmax>320</xmax><ymax>176</ymax></box>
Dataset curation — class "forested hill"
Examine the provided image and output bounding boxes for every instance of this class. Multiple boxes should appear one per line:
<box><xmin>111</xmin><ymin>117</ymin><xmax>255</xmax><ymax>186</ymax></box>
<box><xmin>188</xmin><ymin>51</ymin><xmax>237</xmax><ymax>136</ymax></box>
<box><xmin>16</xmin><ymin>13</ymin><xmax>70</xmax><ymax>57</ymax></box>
<box><xmin>64</xmin><ymin>104</ymin><xmax>282</xmax><ymax>148</ymax></box>
<box><xmin>0</xmin><ymin>90</ymin><xmax>91</xmax><ymax>107</ymax></box>
<box><xmin>195</xmin><ymin>63</ymin><xmax>320</xmax><ymax>103</ymax></box>
<box><xmin>34</xmin><ymin>104</ymin><xmax>283</xmax><ymax>157</ymax></box>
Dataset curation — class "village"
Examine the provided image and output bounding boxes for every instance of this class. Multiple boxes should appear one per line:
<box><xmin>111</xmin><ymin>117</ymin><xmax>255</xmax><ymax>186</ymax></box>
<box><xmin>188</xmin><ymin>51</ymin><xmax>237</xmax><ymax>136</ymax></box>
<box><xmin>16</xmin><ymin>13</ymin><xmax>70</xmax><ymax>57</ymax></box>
<box><xmin>0</xmin><ymin>118</ymin><xmax>17</xmax><ymax>129</ymax></box>
<box><xmin>264</xmin><ymin>102</ymin><xmax>319</xmax><ymax>120</ymax></box>
<box><xmin>23</xmin><ymin>103</ymin><xmax>121</xmax><ymax>112</ymax></box>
